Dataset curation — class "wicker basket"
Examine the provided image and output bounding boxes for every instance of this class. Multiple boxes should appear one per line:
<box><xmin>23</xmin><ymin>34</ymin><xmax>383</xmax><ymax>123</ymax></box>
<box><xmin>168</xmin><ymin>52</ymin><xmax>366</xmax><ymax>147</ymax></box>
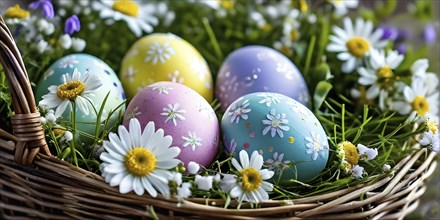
<box><xmin>0</xmin><ymin>16</ymin><xmax>438</xmax><ymax>219</ymax></box>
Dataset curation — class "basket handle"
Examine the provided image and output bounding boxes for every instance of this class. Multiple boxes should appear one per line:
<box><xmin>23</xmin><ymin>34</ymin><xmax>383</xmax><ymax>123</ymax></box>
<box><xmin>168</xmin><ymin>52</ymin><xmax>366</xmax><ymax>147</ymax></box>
<box><xmin>0</xmin><ymin>16</ymin><xmax>50</xmax><ymax>165</ymax></box>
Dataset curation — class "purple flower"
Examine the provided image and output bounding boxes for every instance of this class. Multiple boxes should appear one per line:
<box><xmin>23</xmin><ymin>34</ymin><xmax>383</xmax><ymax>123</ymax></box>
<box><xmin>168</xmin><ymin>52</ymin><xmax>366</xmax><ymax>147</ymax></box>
<box><xmin>378</xmin><ymin>25</ymin><xmax>398</xmax><ymax>40</ymax></box>
<box><xmin>29</xmin><ymin>0</ymin><xmax>54</xmax><ymax>19</ymax></box>
<box><xmin>65</xmin><ymin>15</ymin><xmax>80</xmax><ymax>35</ymax></box>
<box><xmin>397</xmin><ymin>43</ymin><xmax>406</xmax><ymax>54</ymax></box>
<box><xmin>423</xmin><ymin>24</ymin><xmax>437</xmax><ymax>45</ymax></box>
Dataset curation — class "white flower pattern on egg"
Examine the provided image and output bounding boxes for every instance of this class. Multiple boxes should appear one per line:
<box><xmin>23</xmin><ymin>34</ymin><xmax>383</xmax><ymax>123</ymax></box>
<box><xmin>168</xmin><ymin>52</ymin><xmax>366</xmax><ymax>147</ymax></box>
<box><xmin>144</xmin><ymin>41</ymin><xmax>175</xmax><ymax>64</ymax></box>
<box><xmin>152</xmin><ymin>85</ymin><xmax>173</xmax><ymax>94</ymax></box>
<box><xmin>125</xmin><ymin>65</ymin><xmax>138</xmax><ymax>82</ymax></box>
<box><xmin>59</xmin><ymin>56</ymin><xmax>79</xmax><ymax>68</ymax></box>
<box><xmin>262</xmin><ymin>108</ymin><xmax>289</xmax><ymax>138</ymax></box>
<box><xmin>182</xmin><ymin>131</ymin><xmax>202</xmax><ymax>151</ymax></box>
<box><xmin>305</xmin><ymin>131</ymin><xmax>328</xmax><ymax>160</ymax></box>
<box><xmin>228</xmin><ymin>99</ymin><xmax>252</xmax><ymax>124</ymax></box>
<box><xmin>161</xmin><ymin>103</ymin><xmax>186</xmax><ymax>126</ymax></box>
<box><xmin>258</xmin><ymin>93</ymin><xmax>282</xmax><ymax>107</ymax></box>
<box><xmin>168</xmin><ymin>70</ymin><xmax>184</xmax><ymax>84</ymax></box>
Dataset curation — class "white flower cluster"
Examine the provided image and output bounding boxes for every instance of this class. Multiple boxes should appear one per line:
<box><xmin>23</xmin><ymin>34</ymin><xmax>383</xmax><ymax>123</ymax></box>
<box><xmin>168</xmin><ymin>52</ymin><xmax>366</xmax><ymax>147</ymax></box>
<box><xmin>327</xmin><ymin>17</ymin><xmax>439</xmax><ymax>124</ymax></box>
<box><xmin>99</xmin><ymin>117</ymin><xmax>275</xmax><ymax>204</ymax></box>
<box><xmin>337</xmin><ymin>141</ymin><xmax>378</xmax><ymax>179</ymax></box>
<box><xmin>3</xmin><ymin>3</ymin><xmax>86</xmax><ymax>55</ymax></box>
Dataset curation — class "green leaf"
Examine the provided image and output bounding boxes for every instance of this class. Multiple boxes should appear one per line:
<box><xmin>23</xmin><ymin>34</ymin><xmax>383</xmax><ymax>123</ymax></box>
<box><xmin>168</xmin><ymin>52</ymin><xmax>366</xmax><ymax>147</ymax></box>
<box><xmin>313</xmin><ymin>81</ymin><xmax>333</xmax><ymax>110</ymax></box>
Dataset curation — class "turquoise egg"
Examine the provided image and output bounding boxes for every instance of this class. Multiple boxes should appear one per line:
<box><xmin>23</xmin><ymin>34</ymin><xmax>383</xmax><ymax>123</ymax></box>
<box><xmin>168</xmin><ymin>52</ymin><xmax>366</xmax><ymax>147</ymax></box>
<box><xmin>35</xmin><ymin>54</ymin><xmax>126</xmax><ymax>143</ymax></box>
<box><xmin>221</xmin><ymin>92</ymin><xmax>329</xmax><ymax>182</ymax></box>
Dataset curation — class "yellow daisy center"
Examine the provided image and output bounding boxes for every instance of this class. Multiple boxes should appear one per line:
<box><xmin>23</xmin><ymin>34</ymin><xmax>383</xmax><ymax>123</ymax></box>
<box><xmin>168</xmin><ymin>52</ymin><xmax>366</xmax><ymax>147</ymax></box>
<box><xmin>53</xmin><ymin>128</ymin><xmax>66</xmax><ymax>137</ymax></box>
<box><xmin>125</xmin><ymin>147</ymin><xmax>156</xmax><ymax>176</ymax></box>
<box><xmin>411</xmin><ymin>96</ymin><xmax>429</xmax><ymax>116</ymax></box>
<box><xmin>346</xmin><ymin>37</ymin><xmax>370</xmax><ymax>58</ymax></box>
<box><xmin>112</xmin><ymin>0</ymin><xmax>139</xmax><ymax>17</ymax></box>
<box><xmin>299</xmin><ymin>0</ymin><xmax>308</xmax><ymax>12</ymax></box>
<box><xmin>56</xmin><ymin>81</ymin><xmax>86</xmax><ymax>100</ymax></box>
<box><xmin>340</xmin><ymin>141</ymin><xmax>359</xmax><ymax>165</ymax></box>
<box><xmin>260</xmin><ymin>24</ymin><xmax>272</xmax><ymax>32</ymax></box>
<box><xmin>290</xmin><ymin>30</ymin><xmax>300</xmax><ymax>41</ymax></box>
<box><xmin>278</xmin><ymin>46</ymin><xmax>292</xmax><ymax>56</ymax></box>
<box><xmin>427</xmin><ymin>120</ymin><xmax>438</xmax><ymax>134</ymax></box>
<box><xmin>376</xmin><ymin>66</ymin><xmax>394</xmax><ymax>88</ymax></box>
<box><xmin>217</xmin><ymin>0</ymin><xmax>235</xmax><ymax>9</ymax></box>
<box><xmin>241</xmin><ymin>167</ymin><xmax>262</xmax><ymax>192</ymax></box>
<box><xmin>4</xmin><ymin>4</ymin><xmax>30</xmax><ymax>19</ymax></box>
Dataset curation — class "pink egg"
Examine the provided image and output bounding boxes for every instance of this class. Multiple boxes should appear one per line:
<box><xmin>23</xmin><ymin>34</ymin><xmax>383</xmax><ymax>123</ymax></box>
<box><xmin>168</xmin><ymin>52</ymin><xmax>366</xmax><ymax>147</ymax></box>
<box><xmin>123</xmin><ymin>82</ymin><xmax>219</xmax><ymax>168</ymax></box>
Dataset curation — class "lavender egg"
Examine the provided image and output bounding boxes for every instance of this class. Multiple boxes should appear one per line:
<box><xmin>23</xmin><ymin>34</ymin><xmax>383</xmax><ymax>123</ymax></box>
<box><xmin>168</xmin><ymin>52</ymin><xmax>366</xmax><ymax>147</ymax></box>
<box><xmin>216</xmin><ymin>45</ymin><xmax>310</xmax><ymax>112</ymax></box>
<box><xmin>123</xmin><ymin>82</ymin><xmax>220</xmax><ymax>168</ymax></box>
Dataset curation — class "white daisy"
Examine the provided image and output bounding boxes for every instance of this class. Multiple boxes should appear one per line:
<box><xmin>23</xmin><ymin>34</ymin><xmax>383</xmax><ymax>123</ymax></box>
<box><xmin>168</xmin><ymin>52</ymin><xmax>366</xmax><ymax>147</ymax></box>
<box><xmin>228</xmin><ymin>99</ymin><xmax>252</xmax><ymax>124</ymax></box>
<box><xmin>336</xmin><ymin>141</ymin><xmax>378</xmax><ymax>176</ymax></box>
<box><xmin>262</xmin><ymin>109</ymin><xmax>289</xmax><ymax>138</ymax></box>
<box><xmin>357</xmin><ymin>144</ymin><xmax>378</xmax><ymax>160</ymax></box>
<box><xmin>327</xmin><ymin>17</ymin><xmax>388</xmax><ymax>73</ymax></box>
<box><xmin>152</xmin><ymin>85</ymin><xmax>173</xmax><ymax>94</ymax></box>
<box><xmin>222</xmin><ymin>150</ymin><xmax>274</xmax><ymax>204</ymax></box>
<box><xmin>161</xmin><ymin>103</ymin><xmax>186</xmax><ymax>126</ymax></box>
<box><xmin>145</xmin><ymin>42</ymin><xmax>176</xmax><ymax>65</ymax></box>
<box><xmin>182</xmin><ymin>131</ymin><xmax>202</xmax><ymax>151</ymax></box>
<box><xmin>410</xmin><ymin>59</ymin><xmax>439</xmax><ymax>95</ymax></box>
<box><xmin>176</xmin><ymin>182</ymin><xmax>192</xmax><ymax>199</ymax></box>
<box><xmin>257</xmin><ymin>93</ymin><xmax>282</xmax><ymax>107</ymax></box>
<box><xmin>305</xmin><ymin>131</ymin><xmax>329</xmax><ymax>160</ymax></box>
<box><xmin>94</xmin><ymin>0</ymin><xmax>159</xmax><ymax>37</ymax></box>
<box><xmin>357</xmin><ymin>49</ymin><xmax>404</xmax><ymax>99</ymax></box>
<box><xmin>39</xmin><ymin>68</ymin><xmax>102</xmax><ymax>117</ymax></box>
<box><xmin>351</xmin><ymin>165</ymin><xmax>364</xmax><ymax>179</ymax></box>
<box><xmin>100</xmin><ymin>119</ymin><xmax>181</xmax><ymax>197</ymax></box>
<box><xmin>195</xmin><ymin>175</ymin><xmax>214</xmax><ymax>191</ymax></box>
<box><xmin>420</xmin><ymin>131</ymin><xmax>439</xmax><ymax>152</ymax></box>
<box><xmin>328</xmin><ymin>0</ymin><xmax>359</xmax><ymax>16</ymax></box>
<box><xmin>393</xmin><ymin>78</ymin><xmax>439</xmax><ymax>122</ymax></box>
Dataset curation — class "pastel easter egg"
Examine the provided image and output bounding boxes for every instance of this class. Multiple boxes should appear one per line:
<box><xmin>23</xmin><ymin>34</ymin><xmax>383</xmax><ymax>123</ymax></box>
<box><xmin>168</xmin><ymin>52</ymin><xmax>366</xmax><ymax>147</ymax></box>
<box><xmin>120</xmin><ymin>33</ymin><xmax>213</xmax><ymax>101</ymax></box>
<box><xmin>216</xmin><ymin>45</ymin><xmax>310</xmax><ymax>112</ymax></box>
<box><xmin>35</xmin><ymin>53</ymin><xmax>126</xmax><ymax>143</ymax></box>
<box><xmin>221</xmin><ymin>92</ymin><xmax>329</xmax><ymax>182</ymax></box>
<box><xmin>123</xmin><ymin>82</ymin><xmax>219</xmax><ymax>168</ymax></box>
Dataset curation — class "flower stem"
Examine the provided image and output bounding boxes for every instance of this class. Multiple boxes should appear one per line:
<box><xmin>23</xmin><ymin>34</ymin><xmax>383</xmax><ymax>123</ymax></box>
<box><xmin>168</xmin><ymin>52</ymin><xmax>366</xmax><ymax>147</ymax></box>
<box><xmin>70</xmin><ymin>101</ymin><xmax>79</xmax><ymax>167</ymax></box>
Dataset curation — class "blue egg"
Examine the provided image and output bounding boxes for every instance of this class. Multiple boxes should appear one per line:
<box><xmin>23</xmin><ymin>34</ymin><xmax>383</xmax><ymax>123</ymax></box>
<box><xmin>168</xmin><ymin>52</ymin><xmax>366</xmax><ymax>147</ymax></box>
<box><xmin>221</xmin><ymin>92</ymin><xmax>329</xmax><ymax>182</ymax></box>
<box><xmin>35</xmin><ymin>54</ymin><xmax>126</xmax><ymax>143</ymax></box>
<box><xmin>216</xmin><ymin>45</ymin><xmax>310</xmax><ymax>112</ymax></box>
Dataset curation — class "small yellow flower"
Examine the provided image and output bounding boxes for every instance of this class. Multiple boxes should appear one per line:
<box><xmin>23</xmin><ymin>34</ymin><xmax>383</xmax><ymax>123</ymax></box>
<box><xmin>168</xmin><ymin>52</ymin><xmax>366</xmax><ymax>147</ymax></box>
<box><xmin>4</xmin><ymin>4</ymin><xmax>30</xmax><ymax>19</ymax></box>
<box><xmin>53</xmin><ymin>128</ymin><xmax>66</xmax><ymax>137</ymax></box>
<box><xmin>427</xmin><ymin>120</ymin><xmax>438</xmax><ymax>134</ymax></box>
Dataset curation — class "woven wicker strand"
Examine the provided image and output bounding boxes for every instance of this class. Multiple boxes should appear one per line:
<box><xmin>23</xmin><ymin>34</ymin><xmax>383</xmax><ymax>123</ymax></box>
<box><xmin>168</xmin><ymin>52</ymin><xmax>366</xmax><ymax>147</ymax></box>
<box><xmin>0</xmin><ymin>15</ymin><xmax>437</xmax><ymax>219</ymax></box>
<box><xmin>0</xmin><ymin>16</ymin><xmax>50</xmax><ymax>165</ymax></box>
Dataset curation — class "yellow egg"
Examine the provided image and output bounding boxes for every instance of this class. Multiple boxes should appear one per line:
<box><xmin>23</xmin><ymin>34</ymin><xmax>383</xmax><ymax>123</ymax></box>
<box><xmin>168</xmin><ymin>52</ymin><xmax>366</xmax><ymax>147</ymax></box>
<box><xmin>120</xmin><ymin>33</ymin><xmax>213</xmax><ymax>101</ymax></box>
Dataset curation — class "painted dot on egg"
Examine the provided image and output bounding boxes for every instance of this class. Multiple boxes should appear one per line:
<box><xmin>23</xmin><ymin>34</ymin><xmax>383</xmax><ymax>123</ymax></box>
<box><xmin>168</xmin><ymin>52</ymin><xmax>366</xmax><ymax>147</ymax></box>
<box><xmin>120</xmin><ymin>33</ymin><xmax>214</xmax><ymax>101</ymax></box>
<box><xmin>216</xmin><ymin>45</ymin><xmax>310</xmax><ymax>112</ymax></box>
<box><xmin>221</xmin><ymin>92</ymin><xmax>329</xmax><ymax>182</ymax></box>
